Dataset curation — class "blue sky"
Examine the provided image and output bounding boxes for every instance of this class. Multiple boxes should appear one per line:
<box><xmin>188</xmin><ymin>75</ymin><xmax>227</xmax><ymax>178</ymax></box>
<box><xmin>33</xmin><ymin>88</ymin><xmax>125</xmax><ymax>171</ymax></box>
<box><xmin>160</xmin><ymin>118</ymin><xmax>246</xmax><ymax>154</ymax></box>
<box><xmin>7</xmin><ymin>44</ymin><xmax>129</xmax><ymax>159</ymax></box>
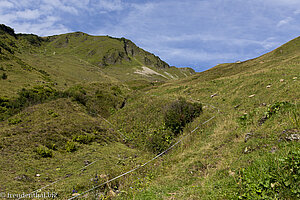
<box><xmin>1</xmin><ymin>0</ymin><xmax>300</xmax><ymax>71</ymax></box>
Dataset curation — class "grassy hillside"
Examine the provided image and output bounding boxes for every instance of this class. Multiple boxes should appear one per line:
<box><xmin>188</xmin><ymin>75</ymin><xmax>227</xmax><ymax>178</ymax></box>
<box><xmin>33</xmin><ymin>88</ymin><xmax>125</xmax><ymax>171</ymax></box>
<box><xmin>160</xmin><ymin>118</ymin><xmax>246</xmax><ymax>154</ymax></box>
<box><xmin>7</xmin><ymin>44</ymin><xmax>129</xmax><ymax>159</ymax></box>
<box><xmin>0</xmin><ymin>24</ymin><xmax>194</xmax><ymax>97</ymax></box>
<box><xmin>110</xmin><ymin>36</ymin><xmax>299</xmax><ymax>199</ymax></box>
<box><xmin>0</xmin><ymin>24</ymin><xmax>299</xmax><ymax>199</ymax></box>
<box><xmin>0</xmin><ymin>24</ymin><xmax>195</xmax><ymax>199</ymax></box>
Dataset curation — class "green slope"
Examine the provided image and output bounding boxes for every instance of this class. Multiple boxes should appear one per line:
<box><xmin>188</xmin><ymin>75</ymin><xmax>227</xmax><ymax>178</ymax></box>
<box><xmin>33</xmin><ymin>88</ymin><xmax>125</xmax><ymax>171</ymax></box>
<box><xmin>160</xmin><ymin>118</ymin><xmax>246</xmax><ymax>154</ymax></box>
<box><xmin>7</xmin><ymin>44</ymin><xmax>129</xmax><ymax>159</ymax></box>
<box><xmin>111</xmin><ymin>35</ymin><xmax>299</xmax><ymax>199</ymax></box>
<box><xmin>0</xmin><ymin>24</ymin><xmax>299</xmax><ymax>199</ymax></box>
<box><xmin>0</xmin><ymin>24</ymin><xmax>195</xmax><ymax>199</ymax></box>
<box><xmin>42</xmin><ymin>32</ymin><xmax>195</xmax><ymax>83</ymax></box>
<box><xmin>0</xmin><ymin>24</ymin><xmax>195</xmax><ymax>97</ymax></box>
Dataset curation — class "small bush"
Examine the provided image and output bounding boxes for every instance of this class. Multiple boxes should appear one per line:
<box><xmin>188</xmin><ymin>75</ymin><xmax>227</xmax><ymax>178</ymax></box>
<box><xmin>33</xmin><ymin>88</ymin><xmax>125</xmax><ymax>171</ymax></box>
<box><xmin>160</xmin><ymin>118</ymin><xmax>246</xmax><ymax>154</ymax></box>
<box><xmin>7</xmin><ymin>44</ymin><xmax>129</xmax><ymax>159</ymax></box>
<box><xmin>0</xmin><ymin>24</ymin><xmax>15</xmax><ymax>36</ymax></box>
<box><xmin>1</xmin><ymin>73</ymin><xmax>7</xmax><ymax>79</ymax></box>
<box><xmin>259</xmin><ymin>102</ymin><xmax>293</xmax><ymax>125</ymax></box>
<box><xmin>264</xmin><ymin>102</ymin><xmax>292</xmax><ymax>119</ymax></box>
<box><xmin>17</xmin><ymin>33</ymin><xmax>42</xmax><ymax>46</ymax></box>
<box><xmin>0</xmin><ymin>86</ymin><xmax>63</xmax><ymax>121</ymax></box>
<box><xmin>111</xmin><ymin>85</ymin><xmax>122</xmax><ymax>95</ymax></box>
<box><xmin>73</xmin><ymin>134</ymin><xmax>95</xmax><ymax>144</ymax></box>
<box><xmin>8</xmin><ymin>117</ymin><xmax>22</xmax><ymax>125</ymax></box>
<box><xmin>35</xmin><ymin>146</ymin><xmax>53</xmax><ymax>158</ymax></box>
<box><xmin>45</xmin><ymin>143</ymin><xmax>57</xmax><ymax>151</ymax></box>
<box><xmin>0</xmin><ymin>96</ymin><xmax>10</xmax><ymax>121</ymax></box>
<box><xmin>238</xmin><ymin>112</ymin><xmax>254</xmax><ymax>127</ymax></box>
<box><xmin>146</xmin><ymin>128</ymin><xmax>174</xmax><ymax>154</ymax></box>
<box><xmin>65</xmin><ymin>86</ymin><xmax>87</xmax><ymax>106</ymax></box>
<box><xmin>0</xmin><ymin>40</ymin><xmax>14</xmax><ymax>54</ymax></box>
<box><xmin>47</xmin><ymin>110</ymin><xmax>59</xmax><ymax>118</ymax></box>
<box><xmin>16</xmin><ymin>86</ymin><xmax>62</xmax><ymax>107</ymax></box>
<box><xmin>65</xmin><ymin>141</ymin><xmax>76</xmax><ymax>152</ymax></box>
<box><xmin>164</xmin><ymin>97</ymin><xmax>202</xmax><ymax>135</ymax></box>
<box><xmin>0</xmin><ymin>96</ymin><xmax>10</xmax><ymax>108</ymax></box>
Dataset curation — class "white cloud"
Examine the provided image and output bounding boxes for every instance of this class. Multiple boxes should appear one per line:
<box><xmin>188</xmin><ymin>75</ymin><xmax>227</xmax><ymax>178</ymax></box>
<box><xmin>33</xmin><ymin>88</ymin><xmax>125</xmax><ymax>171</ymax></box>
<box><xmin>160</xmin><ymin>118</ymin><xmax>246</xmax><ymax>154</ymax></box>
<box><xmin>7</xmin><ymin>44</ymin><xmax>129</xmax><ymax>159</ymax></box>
<box><xmin>13</xmin><ymin>0</ymin><xmax>36</xmax><ymax>8</ymax></box>
<box><xmin>0</xmin><ymin>13</ymin><xmax>15</xmax><ymax>24</ymax></box>
<box><xmin>93</xmin><ymin>0</ymin><xmax>293</xmax><ymax>69</ymax></box>
<box><xmin>277</xmin><ymin>17</ymin><xmax>293</xmax><ymax>27</ymax></box>
<box><xmin>12</xmin><ymin>15</ymin><xmax>70</xmax><ymax>36</ymax></box>
<box><xmin>1</xmin><ymin>0</ymin><xmax>300</xmax><ymax>70</ymax></box>
<box><xmin>97</xmin><ymin>0</ymin><xmax>124</xmax><ymax>11</ymax></box>
<box><xmin>83</xmin><ymin>0</ymin><xmax>125</xmax><ymax>13</ymax></box>
<box><xmin>44</xmin><ymin>0</ymin><xmax>79</xmax><ymax>14</ymax></box>
<box><xmin>0</xmin><ymin>0</ymin><xmax>127</xmax><ymax>36</ymax></box>
<box><xmin>294</xmin><ymin>9</ymin><xmax>300</xmax><ymax>15</ymax></box>
<box><xmin>0</xmin><ymin>0</ymin><xmax>79</xmax><ymax>35</ymax></box>
<box><xmin>0</xmin><ymin>1</ymin><xmax>14</xmax><ymax>9</ymax></box>
<box><xmin>62</xmin><ymin>0</ymin><xmax>90</xmax><ymax>8</ymax></box>
<box><xmin>16</xmin><ymin>9</ymin><xmax>41</xmax><ymax>20</ymax></box>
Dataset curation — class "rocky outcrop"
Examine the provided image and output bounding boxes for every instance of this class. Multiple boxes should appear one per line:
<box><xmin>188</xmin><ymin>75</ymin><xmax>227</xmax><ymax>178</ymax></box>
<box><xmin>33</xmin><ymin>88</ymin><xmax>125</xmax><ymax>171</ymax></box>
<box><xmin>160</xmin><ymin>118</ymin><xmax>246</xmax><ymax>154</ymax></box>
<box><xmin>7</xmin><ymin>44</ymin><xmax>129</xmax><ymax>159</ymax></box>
<box><xmin>117</xmin><ymin>37</ymin><xmax>170</xmax><ymax>69</ymax></box>
<box><xmin>99</xmin><ymin>48</ymin><xmax>130</xmax><ymax>67</ymax></box>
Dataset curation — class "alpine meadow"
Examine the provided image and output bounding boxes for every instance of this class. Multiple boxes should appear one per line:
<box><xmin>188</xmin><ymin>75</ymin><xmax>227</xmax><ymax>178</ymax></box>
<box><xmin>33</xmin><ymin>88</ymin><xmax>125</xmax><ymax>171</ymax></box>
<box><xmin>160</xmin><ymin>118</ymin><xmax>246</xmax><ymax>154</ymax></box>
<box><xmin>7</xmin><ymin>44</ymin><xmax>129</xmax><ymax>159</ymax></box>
<box><xmin>0</xmin><ymin>23</ymin><xmax>299</xmax><ymax>200</ymax></box>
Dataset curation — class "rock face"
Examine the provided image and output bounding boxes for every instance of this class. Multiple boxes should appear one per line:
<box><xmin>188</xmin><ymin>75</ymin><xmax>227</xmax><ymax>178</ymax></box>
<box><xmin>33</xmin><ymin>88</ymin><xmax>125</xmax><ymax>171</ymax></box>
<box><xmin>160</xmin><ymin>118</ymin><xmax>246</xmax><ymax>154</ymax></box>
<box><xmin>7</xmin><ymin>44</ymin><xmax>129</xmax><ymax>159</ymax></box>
<box><xmin>94</xmin><ymin>37</ymin><xmax>172</xmax><ymax>69</ymax></box>
<box><xmin>100</xmin><ymin>48</ymin><xmax>130</xmax><ymax>67</ymax></box>
<box><xmin>121</xmin><ymin>38</ymin><xmax>170</xmax><ymax>69</ymax></box>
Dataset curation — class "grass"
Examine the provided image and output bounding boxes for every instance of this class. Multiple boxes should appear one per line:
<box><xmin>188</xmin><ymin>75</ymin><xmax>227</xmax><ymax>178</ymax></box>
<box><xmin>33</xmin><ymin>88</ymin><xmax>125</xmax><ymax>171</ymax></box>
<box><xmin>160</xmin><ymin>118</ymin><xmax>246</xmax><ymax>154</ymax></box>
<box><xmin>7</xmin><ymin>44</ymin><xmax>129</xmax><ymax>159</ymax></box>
<box><xmin>0</xmin><ymin>25</ymin><xmax>194</xmax><ymax>98</ymax></box>
<box><xmin>111</xmin><ymin>35</ymin><xmax>299</xmax><ymax>199</ymax></box>
<box><xmin>0</xmin><ymin>24</ymin><xmax>299</xmax><ymax>199</ymax></box>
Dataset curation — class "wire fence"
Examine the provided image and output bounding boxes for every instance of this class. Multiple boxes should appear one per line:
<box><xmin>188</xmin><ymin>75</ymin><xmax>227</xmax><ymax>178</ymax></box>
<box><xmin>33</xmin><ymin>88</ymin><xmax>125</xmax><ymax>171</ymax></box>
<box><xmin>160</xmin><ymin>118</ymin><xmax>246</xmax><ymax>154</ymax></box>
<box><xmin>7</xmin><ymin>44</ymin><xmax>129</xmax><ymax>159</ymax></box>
<box><xmin>68</xmin><ymin>104</ymin><xmax>219</xmax><ymax>199</ymax></box>
<box><xmin>17</xmin><ymin>100</ymin><xmax>218</xmax><ymax>200</ymax></box>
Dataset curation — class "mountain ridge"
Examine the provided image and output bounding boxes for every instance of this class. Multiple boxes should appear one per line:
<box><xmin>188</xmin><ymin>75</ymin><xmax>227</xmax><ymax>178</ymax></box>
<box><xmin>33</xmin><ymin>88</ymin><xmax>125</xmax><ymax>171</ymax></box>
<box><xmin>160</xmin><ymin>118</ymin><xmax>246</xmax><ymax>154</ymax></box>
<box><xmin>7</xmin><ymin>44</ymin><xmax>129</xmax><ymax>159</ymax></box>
<box><xmin>0</xmin><ymin>24</ymin><xmax>195</xmax><ymax>97</ymax></box>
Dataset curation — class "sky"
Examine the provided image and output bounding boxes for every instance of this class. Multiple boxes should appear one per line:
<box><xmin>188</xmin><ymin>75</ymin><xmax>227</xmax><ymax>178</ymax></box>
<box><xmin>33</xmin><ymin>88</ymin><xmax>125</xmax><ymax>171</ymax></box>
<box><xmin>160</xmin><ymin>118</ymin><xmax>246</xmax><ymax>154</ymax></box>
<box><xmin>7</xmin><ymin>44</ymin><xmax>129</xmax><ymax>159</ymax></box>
<box><xmin>1</xmin><ymin>0</ymin><xmax>300</xmax><ymax>72</ymax></box>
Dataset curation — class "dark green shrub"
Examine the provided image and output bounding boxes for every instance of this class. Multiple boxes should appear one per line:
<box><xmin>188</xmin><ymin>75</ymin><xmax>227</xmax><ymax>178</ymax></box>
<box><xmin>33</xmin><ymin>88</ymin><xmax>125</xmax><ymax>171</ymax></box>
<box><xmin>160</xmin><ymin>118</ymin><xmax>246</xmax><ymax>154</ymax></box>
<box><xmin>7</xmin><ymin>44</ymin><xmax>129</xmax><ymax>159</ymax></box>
<box><xmin>45</xmin><ymin>143</ymin><xmax>57</xmax><ymax>151</ymax></box>
<box><xmin>17</xmin><ymin>33</ymin><xmax>43</xmax><ymax>46</ymax></box>
<box><xmin>0</xmin><ymin>96</ymin><xmax>10</xmax><ymax>121</ymax></box>
<box><xmin>65</xmin><ymin>141</ymin><xmax>76</xmax><ymax>152</ymax></box>
<box><xmin>8</xmin><ymin>117</ymin><xmax>22</xmax><ymax>125</ymax></box>
<box><xmin>0</xmin><ymin>86</ymin><xmax>63</xmax><ymax>121</ymax></box>
<box><xmin>73</xmin><ymin>134</ymin><xmax>95</xmax><ymax>144</ymax></box>
<box><xmin>35</xmin><ymin>146</ymin><xmax>53</xmax><ymax>158</ymax></box>
<box><xmin>259</xmin><ymin>102</ymin><xmax>293</xmax><ymax>125</ymax></box>
<box><xmin>0</xmin><ymin>40</ymin><xmax>14</xmax><ymax>54</ymax></box>
<box><xmin>47</xmin><ymin>110</ymin><xmax>59</xmax><ymax>118</ymax></box>
<box><xmin>0</xmin><ymin>96</ymin><xmax>10</xmax><ymax>108</ymax></box>
<box><xmin>37</xmin><ymin>69</ymin><xmax>50</xmax><ymax>76</ymax></box>
<box><xmin>111</xmin><ymin>85</ymin><xmax>122</xmax><ymax>95</ymax></box>
<box><xmin>238</xmin><ymin>112</ymin><xmax>254</xmax><ymax>127</ymax></box>
<box><xmin>65</xmin><ymin>86</ymin><xmax>87</xmax><ymax>106</ymax></box>
<box><xmin>86</xmin><ymin>88</ymin><xmax>125</xmax><ymax>117</ymax></box>
<box><xmin>1</xmin><ymin>72</ymin><xmax>7</xmax><ymax>79</ymax></box>
<box><xmin>264</xmin><ymin>102</ymin><xmax>292</xmax><ymax>119</ymax></box>
<box><xmin>146</xmin><ymin>128</ymin><xmax>174</xmax><ymax>154</ymax></box>
<box><xmin>0</xmin><ymin>24</ymin><xmax>15</xmax><ymax>36</ymax></box>
<box><xmin>16</xmin><ymin>86</ymin><xmax>61</xmax><ymax>106</ymax></box>
<box><xmin>164</xmin><ymin>97</ymin><xmax>202</xmax><ymax>135</ymax></box>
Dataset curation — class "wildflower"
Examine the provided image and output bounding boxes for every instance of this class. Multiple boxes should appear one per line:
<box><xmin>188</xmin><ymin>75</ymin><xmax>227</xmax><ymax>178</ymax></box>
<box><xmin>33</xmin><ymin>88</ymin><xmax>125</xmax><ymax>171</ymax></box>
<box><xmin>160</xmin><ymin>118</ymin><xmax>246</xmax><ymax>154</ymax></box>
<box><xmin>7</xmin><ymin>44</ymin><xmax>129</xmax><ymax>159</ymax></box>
<box><xmin>93</xmin><ymin>172</ymin><xmax>99</xmax><ymax>183</ymax></box>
